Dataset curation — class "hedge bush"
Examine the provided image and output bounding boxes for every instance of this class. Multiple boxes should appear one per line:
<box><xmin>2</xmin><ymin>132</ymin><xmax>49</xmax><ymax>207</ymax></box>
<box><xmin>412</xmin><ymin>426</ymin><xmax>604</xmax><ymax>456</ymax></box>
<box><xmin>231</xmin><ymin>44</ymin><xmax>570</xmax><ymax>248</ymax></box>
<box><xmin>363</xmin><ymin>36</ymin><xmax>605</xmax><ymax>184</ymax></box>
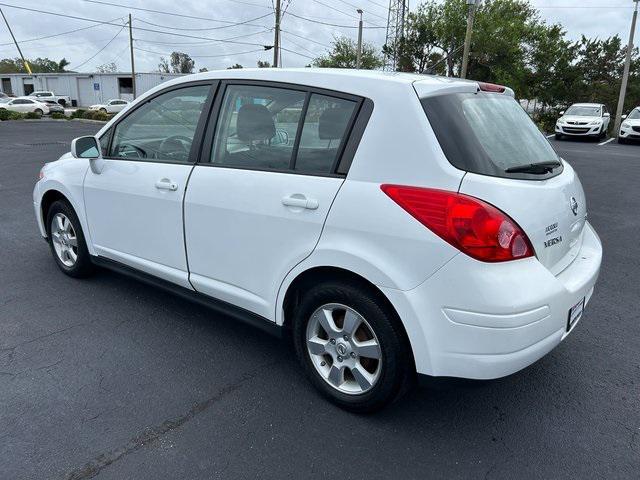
<box><xmin>0</xmin><ymin>109</ymin><xmax>25</xmax><ymax>121</ymax></box>
<box><xmin>50</xmin><ymin>112</ymin><xmax>67</xmax><ymax>120</ymax></box>
<box><xmin>24</xmin><ymin>111</ymin><xmax>42</xmax><ymax>119</ymax></box>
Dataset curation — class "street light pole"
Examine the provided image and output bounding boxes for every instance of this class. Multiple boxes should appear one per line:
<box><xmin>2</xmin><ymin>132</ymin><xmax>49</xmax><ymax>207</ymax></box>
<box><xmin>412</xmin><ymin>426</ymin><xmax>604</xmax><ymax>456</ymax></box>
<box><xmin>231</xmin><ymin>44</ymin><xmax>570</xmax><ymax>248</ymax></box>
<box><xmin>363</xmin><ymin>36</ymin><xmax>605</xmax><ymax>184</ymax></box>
<box><xmin>461</xmin><ymin>0</ymin><xmax>478</xmax><ymax>79</ymax></box>
<box><xmin>128</xmin><ymin>13</ymin><xmax>136</xmax><ymax>100</ymax></box>
<box><xmin>356</xmin><ymin>9</ymin><xmax>363</xmax><ymax>69</ymax></box>
<box><xmin>614</xmin><ymin>0</ymin><xmax>639</xmax><ymax>135</ymax></box>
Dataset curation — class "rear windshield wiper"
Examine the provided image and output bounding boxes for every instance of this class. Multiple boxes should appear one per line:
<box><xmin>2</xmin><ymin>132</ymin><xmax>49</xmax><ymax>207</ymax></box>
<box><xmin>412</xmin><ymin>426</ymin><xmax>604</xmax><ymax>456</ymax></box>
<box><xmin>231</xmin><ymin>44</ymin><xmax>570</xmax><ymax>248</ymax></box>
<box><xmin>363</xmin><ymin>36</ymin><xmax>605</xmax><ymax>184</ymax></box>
<box><xmin>505</xmin><ymin>161</ymin><xmax>562</xmax><ymax>174</ymax></box>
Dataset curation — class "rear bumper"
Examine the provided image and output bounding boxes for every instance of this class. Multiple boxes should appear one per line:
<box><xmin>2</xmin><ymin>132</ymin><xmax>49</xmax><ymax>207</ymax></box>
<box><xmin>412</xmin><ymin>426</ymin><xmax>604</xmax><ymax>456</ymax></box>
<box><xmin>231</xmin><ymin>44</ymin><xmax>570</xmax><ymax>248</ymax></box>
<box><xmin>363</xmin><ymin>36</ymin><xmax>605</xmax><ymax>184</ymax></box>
<box><xmin>382</xmin><ymin>222</ymin><xmax>602</xmax><ymax>379</ymax></box>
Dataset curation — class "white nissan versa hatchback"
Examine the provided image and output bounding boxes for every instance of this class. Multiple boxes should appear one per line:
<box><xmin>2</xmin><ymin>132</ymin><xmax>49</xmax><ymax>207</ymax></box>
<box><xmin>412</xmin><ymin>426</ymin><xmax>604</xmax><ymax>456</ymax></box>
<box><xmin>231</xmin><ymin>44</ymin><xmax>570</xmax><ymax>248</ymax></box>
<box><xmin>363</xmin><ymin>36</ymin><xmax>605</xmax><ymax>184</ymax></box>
<box><xmin>33</xmin><ymin>69</ymin><xmax>602</xmax><ymax>411</ymax></box>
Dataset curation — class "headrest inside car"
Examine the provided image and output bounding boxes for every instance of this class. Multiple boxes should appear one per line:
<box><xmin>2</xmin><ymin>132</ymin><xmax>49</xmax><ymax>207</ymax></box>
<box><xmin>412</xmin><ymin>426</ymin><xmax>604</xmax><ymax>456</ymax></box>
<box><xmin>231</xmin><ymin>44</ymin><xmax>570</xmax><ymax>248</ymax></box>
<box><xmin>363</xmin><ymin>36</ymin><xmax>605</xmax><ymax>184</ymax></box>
<box><xmin>237</xmin><ymin>103</ymin><xmax>275</xmax><ymax>142</ymax></box>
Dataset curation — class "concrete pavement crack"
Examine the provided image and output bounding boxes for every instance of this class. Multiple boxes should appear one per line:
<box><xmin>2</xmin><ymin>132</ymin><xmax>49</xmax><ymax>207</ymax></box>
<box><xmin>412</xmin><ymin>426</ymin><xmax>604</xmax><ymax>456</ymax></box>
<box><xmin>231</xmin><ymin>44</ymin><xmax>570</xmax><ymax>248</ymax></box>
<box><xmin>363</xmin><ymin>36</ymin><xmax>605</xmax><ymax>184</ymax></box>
<box><xmin>64</xmin><ymin>361</ymin><xmax>277</xmax><ymax>480</ymax></box>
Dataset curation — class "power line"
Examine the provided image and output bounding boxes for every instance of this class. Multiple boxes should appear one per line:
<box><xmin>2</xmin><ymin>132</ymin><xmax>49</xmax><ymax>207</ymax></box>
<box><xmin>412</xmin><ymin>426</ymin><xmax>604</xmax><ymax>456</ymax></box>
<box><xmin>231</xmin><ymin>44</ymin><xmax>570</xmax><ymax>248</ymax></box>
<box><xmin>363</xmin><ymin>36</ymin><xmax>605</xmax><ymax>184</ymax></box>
<box><xmin>279</xmin><ymin>46</ymin><xmax>315</xmax><ymax>59</ymax></box>
<box><xmin>285</xmin><ymin>10</ymin><xmax>385</xmax><ymax>28</ymax></box>
<box><xmin>0</xmin><ymin>16</ymin><xmax>125</xmax><ymax>46</ymax></box>
<box><xmin>134</xmin><ymin>13</ymin><xmax>272</xmax><ymax>32</ymax></box>
<box><xmin>310</xmin><ymin>0</ymin><xmax>384</xmax><ymax>26</ymax></box>
<box><xmin>280</xmin><ymin>28</ymin><xmax>331</xmax><ymax>48</ymax></box>
<box><xmin>134</xmin><ymin>29</ymin><xmax>272</xmax><ymax>46</ymax></box>
<box><xmin>0</xmin><ymin>3</ymin><xmax>273</xmax><ymax>47</ymax></box>
<box><xmin>70</xmin><ymin>22</ymin><xmax>127</xmax><ymax>70</ymax></box>
<box><xmin>78</xmin><ymin>0</ymin><xmax>270</xmax><ymax>27</ymax></box>
<box><xmin>366</xmin><ymin>0</ymin><xmax>389</xmax><ymax>11</ymax></box>
<box><xmin>331</xmin><ymin>0</ymin><xmax>388</xmax><ymax>21</ymax></box>
<box><xmin>134</xmin><ymin>46</ymin><xmax>268</xmax><ymax>59</ymax></box>
<box><xmin>281</xmin><ymin>33</ymin><xmax>318</xmax><ymax>56</ymax></box>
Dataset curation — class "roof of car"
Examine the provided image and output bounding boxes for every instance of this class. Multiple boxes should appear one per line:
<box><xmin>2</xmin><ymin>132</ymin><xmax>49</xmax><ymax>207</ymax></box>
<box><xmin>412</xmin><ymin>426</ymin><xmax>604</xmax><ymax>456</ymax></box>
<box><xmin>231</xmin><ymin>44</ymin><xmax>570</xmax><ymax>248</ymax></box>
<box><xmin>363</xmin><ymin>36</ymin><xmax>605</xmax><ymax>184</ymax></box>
<box><xmin>571</xmin><ymin>103</ymin><xmax>603</xmax><ymax>107</ymax></box>
<box><xmin>160</xmin><ymin>68</ymin><xmax>485</xmax><ymax>99</ymax></box>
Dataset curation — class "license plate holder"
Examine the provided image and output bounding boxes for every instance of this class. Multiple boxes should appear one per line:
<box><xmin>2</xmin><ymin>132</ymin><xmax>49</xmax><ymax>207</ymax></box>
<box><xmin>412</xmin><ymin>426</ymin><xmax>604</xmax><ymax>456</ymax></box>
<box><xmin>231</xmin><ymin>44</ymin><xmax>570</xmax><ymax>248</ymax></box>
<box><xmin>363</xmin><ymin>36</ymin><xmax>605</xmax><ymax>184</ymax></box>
<box><xmin>567</xmin><ymin>297</ymin><xmax>585</xmax><ymax>331</ymax></box>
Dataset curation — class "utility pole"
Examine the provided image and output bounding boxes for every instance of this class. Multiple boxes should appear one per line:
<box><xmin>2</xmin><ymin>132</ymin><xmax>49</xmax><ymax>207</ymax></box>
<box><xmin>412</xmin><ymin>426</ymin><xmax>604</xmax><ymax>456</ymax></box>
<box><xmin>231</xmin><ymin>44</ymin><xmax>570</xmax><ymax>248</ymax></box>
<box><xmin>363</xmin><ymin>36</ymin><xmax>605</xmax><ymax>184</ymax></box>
<box><xmin>273</xmin><ymin>0</ymin><xmax>281</xmax><ymax>67</ymax></box>
<box><xmin>614</xmin><ymin>0</ymin><xmax>639</xmax><ymax>134</ymax></box>
<box><xmin>128</xmin><ymin>13</ymin><xmax>136</xmax><ymax>99</ymax></box>
<box><xmin>356</xmin><ymin>9</ymin><xmax>363</xmax><ymax>69</ymax></box>
<box><xmin>461</xmin><ymin>0</ymin><xmax>478</xmax><ymax>79</ymax></box>
<box><xmin>0</xmin><ymin>8</ymin><xmax>31</xmax><ymax>75</ymax></box>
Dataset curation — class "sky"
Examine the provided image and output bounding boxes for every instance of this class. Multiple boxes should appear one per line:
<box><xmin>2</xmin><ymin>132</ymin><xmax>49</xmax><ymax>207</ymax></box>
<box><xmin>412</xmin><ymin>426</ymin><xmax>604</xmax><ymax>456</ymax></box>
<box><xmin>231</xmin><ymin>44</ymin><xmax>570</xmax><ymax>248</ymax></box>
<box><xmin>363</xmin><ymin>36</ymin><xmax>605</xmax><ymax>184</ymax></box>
<box><xmin>0</xmin><ymin>0</ymin><xmax>637</xmax><ymax>73</ymax></box>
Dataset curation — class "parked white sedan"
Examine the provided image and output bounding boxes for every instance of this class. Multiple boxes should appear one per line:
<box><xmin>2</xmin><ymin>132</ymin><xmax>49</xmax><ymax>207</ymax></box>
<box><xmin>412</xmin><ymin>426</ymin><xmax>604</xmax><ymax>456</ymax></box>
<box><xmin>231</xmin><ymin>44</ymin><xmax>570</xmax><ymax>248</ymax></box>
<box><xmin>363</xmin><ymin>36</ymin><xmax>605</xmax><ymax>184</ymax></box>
<box><xmin>555</xmin><ymin>103</ymin><xmax>610</xmax><ymax>140</ymax></box>
<box><xmin>88</xmin><ymin>99</ymin><xmax>129</xmax><ymax>114</ymax></box>
<box><xmin>0</xmin><ymin>97</ymin><xmax>49</xmax><ymax>115</ymax></box>
<box><xmin>618</xmin><ymin>107</ymin><xmax>640</xmax><ymax>144</ymax></box>
<box><xmin>33</xmin><ymin>69</ymin><xmax>602</xmax><ymax>411</ymax></box>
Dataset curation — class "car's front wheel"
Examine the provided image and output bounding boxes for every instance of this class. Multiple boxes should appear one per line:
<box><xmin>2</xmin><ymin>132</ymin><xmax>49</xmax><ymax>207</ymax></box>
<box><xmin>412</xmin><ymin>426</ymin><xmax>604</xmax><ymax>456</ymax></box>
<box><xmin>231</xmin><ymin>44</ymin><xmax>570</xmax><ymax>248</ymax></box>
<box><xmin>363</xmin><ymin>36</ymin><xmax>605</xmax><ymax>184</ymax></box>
<box><xmin>34</xmin><ymin>108</ymin><xmax>43</xmax><ymax>116</ymax></box>
<box><xmin>293</xmin><ymin>280</ymin><xmax>413</xmax><ymax>412</ymax></box>
<box><xmin>555</xmin><ymin>133</ymin><xmax>563</xmax><ymax>140</ymax></box>
<box><xmin>46</xmin><ymin>200</ymin><xmax>94</xmax><ymax>278</ymax></box>
<box><xmin>618</xmin><ymin>136</ymin><xmax>627</xmax><ymax>144</ymax></box>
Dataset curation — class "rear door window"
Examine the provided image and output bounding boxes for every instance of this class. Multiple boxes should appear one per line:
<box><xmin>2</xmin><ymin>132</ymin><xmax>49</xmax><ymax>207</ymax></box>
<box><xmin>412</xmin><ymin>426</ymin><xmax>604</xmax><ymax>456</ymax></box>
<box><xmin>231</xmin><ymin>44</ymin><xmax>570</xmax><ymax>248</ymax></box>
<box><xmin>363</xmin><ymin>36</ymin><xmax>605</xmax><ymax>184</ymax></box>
<box><xmin>421</xmin><ymin>93</ymin><xmax>561</xmax><ymax>180</ymax></box>
<box><xmin>295</xmin><ymin>94</ymin><xmax>357</xmax><ymax>175</ymax></box>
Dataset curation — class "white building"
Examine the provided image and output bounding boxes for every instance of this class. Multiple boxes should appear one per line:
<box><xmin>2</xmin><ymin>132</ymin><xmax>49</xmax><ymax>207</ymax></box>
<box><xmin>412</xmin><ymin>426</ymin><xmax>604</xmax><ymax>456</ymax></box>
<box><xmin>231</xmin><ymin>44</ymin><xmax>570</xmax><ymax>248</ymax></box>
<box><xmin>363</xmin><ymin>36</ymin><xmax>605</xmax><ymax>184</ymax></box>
<box><xmin>0</xmin><ymin>72</ymin><xmax>184</xmax><ymax>107</ymax></box>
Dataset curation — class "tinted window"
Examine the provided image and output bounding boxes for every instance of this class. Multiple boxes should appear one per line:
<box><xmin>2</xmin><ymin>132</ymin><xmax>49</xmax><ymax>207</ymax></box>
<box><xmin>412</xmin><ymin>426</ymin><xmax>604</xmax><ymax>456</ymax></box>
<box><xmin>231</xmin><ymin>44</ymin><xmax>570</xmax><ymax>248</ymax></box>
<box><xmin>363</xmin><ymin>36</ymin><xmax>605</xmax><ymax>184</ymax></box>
<box><xmin>211</xmin><ymin>85</ymin><xmax>305</xmax><ymax>170</ymax></box>
<box><xmin>422</xmin><ymin>93</ymin><xmax>560</xmax><ymax>180</ymax></box>
<box><xmin>627</xmin><ymin>109</ymin><xmax>640</xmax><ymax>120</ymax></box>
<box><xmin>109</xmin><ymin>85</ymin><xmax>210</xmax><ymax>162</ymax></box>
<box><xmin>295</xmin><ymin>94</ymin><xmax>356</xmax><ymax>174</ymax></box>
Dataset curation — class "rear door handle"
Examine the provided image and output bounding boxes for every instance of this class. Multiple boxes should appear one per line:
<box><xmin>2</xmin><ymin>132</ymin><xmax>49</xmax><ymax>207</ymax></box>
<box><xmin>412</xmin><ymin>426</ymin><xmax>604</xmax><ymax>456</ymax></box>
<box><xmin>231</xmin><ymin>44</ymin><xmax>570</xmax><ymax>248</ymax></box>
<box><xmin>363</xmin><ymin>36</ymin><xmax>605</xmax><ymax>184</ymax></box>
<box><xmin>155</xmin><ymin>178</ymin><xmax>178</xmax><ymax>191</ymax></box>
<box><xmin>282</xmin><ymin>194</ymin><xmax>319</xmax><ymax>210</ymax></box>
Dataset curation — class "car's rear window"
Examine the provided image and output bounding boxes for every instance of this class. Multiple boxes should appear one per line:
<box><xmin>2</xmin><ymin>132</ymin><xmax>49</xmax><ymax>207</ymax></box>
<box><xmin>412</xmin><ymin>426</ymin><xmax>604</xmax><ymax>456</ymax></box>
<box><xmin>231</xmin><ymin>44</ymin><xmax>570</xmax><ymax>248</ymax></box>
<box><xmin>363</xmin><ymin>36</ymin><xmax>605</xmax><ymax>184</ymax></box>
<box><xmin>421</xmin><ymin>93</ymin><xmax>561</xmax><ymax>180</ymax></box>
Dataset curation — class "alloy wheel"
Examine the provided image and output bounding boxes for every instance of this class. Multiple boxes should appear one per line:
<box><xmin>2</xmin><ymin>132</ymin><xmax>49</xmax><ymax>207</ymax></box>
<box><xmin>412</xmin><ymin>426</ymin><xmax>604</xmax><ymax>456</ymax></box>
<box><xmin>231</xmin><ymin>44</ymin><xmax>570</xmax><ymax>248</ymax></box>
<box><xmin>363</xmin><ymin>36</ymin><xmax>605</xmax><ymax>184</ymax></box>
<box><xmin>306</xmin><ymin>303</ymin><xmax>382</xmax><ymax>395</ymax></box>
<box><xmin>51</xmin><ymin>213</ymin><xmax>78</xmax><ymax>267</ymax></box>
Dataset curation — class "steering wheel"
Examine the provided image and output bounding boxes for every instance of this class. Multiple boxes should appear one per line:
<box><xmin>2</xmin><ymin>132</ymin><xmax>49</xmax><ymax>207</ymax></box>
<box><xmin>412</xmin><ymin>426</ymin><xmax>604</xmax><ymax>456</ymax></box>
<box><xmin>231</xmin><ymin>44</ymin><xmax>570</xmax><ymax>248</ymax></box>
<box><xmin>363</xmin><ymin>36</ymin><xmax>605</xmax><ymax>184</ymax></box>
<box><xmin>116</xmin><ymin>143</ymin><xmax>146</xmax><ymax>158</ymax></box>
<box><xmin>156</xmin><ymin>135</ymin><xmax>192</xmax><ymax>160</ymax></box>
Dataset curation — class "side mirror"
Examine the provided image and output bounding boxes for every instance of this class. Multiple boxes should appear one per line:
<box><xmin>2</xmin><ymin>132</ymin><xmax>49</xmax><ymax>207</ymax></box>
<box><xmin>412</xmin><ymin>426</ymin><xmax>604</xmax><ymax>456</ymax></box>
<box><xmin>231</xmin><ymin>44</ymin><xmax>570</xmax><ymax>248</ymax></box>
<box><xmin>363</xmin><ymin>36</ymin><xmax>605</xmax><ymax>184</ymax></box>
<box><xmin>71</xmin><ymin>136</ymin><xmax>100</xmax><ymax>159</ymax></box>
<box><xmin>603</xmin><ymin>112</ymin><xmax>610</xmax><ymax>118</ymax></box>
<box><xmin>622</xmin><ymin>114</ymin><xmax>628</xmax><ymax>120</ymax></box>
<box><xmin>560</xmin><ymin>111</ymin><xmax>565</xmax><ymax>116</ymax></box>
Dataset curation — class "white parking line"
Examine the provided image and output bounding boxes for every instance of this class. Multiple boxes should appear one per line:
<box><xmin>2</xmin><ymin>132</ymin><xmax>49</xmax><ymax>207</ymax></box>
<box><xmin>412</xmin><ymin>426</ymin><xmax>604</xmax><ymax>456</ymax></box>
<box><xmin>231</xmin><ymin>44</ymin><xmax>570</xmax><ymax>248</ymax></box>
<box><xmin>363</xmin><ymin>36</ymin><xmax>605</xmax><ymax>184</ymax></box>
<box><xmin>546</xmin><ymin>134</ymin><xmax>555</xmax><ymax>138</ymax></box>
<box><xmin>598</xmin><ymin>138</ymin><xmax>615</xmax><ymax>146</ymax></box>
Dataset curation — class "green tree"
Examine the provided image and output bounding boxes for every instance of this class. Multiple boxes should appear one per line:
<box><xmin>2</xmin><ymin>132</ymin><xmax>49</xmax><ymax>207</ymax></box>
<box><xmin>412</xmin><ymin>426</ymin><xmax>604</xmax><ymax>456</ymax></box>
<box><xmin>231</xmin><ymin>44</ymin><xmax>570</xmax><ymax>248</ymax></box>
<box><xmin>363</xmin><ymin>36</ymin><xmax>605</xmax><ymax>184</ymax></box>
<box><xmin>313</xmin><ymin>37</ymin><xmax>383</xmax><ymax>69</ymax></box>
<box><xmin>158</xmin><ymin>52</ymin><xmax>195</xmax><ymax>74</ymax></box>
<box><xmin>227</xmin><ymin>63</ymin><xmax>243</xmax><ymax>69</ymax></box>
<box><xmin>0</xmin><ymin>57</ymin><xmax>71</xmax><ymax>73</ymax></box>
<box><xmin>257</xmin><ymin>60</ymin><xmax>271</xmax><ymax>68</ymax></box>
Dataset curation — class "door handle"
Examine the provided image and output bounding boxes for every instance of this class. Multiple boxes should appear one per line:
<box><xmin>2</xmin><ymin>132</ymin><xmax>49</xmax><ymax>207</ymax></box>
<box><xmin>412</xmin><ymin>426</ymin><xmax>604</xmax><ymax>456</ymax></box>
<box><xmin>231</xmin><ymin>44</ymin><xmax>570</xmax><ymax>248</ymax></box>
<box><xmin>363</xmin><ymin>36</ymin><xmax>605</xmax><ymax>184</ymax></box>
<box><xmin>282</xmin><ymin>194</ymin><xmax>319</xmax><ymax>210</ymax></box>
<box><xmin>155</xmin><ymin>178</ymin><xmax>178</xmax><ymax>191</ymax></box>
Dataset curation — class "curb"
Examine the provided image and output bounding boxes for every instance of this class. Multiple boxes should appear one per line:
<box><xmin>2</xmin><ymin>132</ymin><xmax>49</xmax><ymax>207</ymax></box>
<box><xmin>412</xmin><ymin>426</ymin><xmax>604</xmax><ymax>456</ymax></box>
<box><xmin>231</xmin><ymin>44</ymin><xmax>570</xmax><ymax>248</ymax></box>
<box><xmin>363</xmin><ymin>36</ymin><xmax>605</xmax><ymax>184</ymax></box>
<box><xmin>71</xmin><ymin>118</ymin><xmax>108</xmax><ymax>124</ymax></box>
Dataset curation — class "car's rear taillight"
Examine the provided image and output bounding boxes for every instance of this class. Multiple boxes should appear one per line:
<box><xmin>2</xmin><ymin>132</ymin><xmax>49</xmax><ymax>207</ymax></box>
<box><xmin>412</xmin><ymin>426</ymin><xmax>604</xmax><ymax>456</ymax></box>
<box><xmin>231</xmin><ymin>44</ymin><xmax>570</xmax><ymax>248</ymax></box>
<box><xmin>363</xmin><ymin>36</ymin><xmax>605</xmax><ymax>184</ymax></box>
<box><xmin>478</xmin><ymin>82</ymin><xmax>506</xmax><ymax>93</ymax></box>
<box><xmin>381</xmin><ymin>185</ymin><xmax>534</xmax><ymax>262</ymax></box>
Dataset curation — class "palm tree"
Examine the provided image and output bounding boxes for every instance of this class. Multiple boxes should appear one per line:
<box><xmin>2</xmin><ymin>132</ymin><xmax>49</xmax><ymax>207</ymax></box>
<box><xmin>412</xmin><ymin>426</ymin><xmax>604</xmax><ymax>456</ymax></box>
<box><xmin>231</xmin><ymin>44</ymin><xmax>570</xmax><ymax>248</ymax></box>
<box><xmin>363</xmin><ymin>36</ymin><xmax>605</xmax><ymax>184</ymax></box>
<box><xmin>57</xmin><ymin>58</ymin><xmax>70</xmax><ymax>72</ymax></box>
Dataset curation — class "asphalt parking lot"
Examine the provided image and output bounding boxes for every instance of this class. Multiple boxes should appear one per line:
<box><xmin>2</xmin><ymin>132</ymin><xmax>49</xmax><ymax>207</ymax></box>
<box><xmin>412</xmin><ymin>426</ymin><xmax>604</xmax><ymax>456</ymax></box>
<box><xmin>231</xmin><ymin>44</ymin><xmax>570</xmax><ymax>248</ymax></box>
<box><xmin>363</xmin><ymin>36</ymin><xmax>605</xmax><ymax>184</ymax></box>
<box><xmin>1</xmin><ymin>121</ymin><xmax>639</xmax><ymax>480</ymax></box>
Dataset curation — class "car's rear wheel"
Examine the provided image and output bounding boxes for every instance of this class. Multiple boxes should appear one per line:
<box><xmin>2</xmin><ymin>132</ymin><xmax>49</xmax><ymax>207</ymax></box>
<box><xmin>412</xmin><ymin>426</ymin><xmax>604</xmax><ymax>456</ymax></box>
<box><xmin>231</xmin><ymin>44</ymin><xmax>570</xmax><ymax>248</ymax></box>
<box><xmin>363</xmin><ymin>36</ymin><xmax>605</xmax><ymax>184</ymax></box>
<box><xmin>46</xmin><ymin>200</ymin><xmax>94</xmax><ymax>278</ymax></box>
<box><xmin>293</xmin><ymin>280</ymin><xmax>413</xmax><ymax>412</ymax></box>
<box><xmin>100</xmin><ymin>108</ymin><xmax>107</xmax><ymax>114</ymax></box>
<box><xmin>34</xmin><ymin>108</ymin><xmax>43</xmax><ymax>116</ymax></box>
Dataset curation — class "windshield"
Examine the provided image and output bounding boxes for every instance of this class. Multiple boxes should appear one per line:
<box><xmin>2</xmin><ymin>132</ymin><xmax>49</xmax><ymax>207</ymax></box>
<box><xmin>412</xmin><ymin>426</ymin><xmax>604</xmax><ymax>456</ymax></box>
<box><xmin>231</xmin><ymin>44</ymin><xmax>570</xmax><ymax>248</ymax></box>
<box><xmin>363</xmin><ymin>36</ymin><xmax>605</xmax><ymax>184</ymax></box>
<box><xmin>0</xmin><ymin>97</ymin><xmax>9</xmax><ymax>104</ymax></box>
<box><xmin>565</xmin><ymin>105</ymin><xmax>601</xmax><ymax>116</ymax></box>
<box><xmin>628</xmin><ymin>109</ymin><xmax>640</xmax><ymax>120</ymax></box>
<box><xmin>421</xmin><ymin>93</ymin><xmax>561</xmax><ymax>180</ymax></box>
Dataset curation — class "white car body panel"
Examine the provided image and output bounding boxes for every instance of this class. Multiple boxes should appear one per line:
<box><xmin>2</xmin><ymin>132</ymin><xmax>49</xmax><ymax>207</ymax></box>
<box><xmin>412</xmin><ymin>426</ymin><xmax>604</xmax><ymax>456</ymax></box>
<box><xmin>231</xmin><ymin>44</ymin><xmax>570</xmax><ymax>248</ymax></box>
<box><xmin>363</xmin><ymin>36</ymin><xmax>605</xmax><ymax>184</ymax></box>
<box><xmin>28</xmin><ymin>91</ymin><xmax>71</xmax><ymax>105</ymax></box>
<box><xmin>185</xmin><ymin>167</ymin><xmax>344</xmax><ymax>319</ymax></box>
<box><xmin>2</xmin><ymin>97</ymin><xmax>49</xmax><ymax>114</ymax></box>
<box><xmin>89</xmin><ymin>99</ymin><xmax>129</xmax><ymax>114</ymax></box>
<box><xmin>33</xmin><ymin>68</ymin><xmax>603</xmax><ymax>381</ymax></box>
<box><xmin>83</xmin><ymin>160</ymin><xmax>194</xmax><ymax>289</ymax></box>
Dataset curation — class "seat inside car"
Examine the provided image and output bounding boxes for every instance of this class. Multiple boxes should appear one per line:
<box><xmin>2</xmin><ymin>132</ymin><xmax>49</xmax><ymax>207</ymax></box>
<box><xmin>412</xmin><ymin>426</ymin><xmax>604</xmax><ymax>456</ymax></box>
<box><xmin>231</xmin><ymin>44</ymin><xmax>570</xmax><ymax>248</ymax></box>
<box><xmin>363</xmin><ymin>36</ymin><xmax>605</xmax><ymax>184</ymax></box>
<box><xmin>225</xmin><ymin>103</ymin><xmax>292</xmax><ymax>170</ymax></box>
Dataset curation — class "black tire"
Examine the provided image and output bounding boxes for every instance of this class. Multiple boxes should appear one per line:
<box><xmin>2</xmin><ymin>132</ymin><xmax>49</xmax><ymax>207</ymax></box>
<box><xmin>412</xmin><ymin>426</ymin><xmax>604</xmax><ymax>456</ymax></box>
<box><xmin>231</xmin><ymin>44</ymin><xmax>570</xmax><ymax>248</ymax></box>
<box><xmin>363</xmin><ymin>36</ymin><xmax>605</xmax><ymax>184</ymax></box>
<box><xmin>618</xmin><ymin>136</ymin><xmax>626</xmax><ymax>144</ymax></box>
<box><xmin>45</xmin><ymin>200</ymin><xmax>94</xmax><ymax>278</ymax></box>
<box><xmin>58</xmin><ymin>99</ymin><xmax>66</xmax><ymax>107</ymax></box>
<box><xmin>100</xmin><ymin>108</ymin><xmax>107</xmax><ymax>114</ymax></box>
<box><xmin>555</xmin><ymin>133</ymin><xmax>563</xmax><ymax>140</ymax></box>
<box><xmin>293</xmin><ymin>280</ymin><xmax>414</xmax><ymax>413</ymax></box>
<box><xmin>34</xmin><ymin>108</ymin><xmax>43</xmax><ymax>116</ymax></box>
